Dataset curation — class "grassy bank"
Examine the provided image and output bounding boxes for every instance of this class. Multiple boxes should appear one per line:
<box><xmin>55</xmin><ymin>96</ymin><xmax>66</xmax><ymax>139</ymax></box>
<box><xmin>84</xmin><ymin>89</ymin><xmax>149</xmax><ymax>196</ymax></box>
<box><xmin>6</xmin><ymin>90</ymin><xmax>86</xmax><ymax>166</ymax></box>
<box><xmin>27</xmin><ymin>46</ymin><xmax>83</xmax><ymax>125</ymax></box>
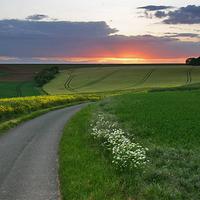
<box><xmin>59</xmin><ymin>91</ymin><xmax>200</xmax><ymax>199</ymax></box>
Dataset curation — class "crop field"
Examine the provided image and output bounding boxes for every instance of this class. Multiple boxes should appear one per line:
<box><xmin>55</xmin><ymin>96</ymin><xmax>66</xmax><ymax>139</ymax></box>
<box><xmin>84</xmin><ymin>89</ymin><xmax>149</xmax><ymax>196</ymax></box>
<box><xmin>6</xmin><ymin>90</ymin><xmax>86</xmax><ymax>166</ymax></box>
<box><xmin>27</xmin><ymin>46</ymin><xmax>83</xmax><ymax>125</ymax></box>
<box><xmin>60</xmin><ymin>90</ymin><xmax>200</xmax><ymax>199</ymax></box>
<box><xmin>0</xmin><ymin>64</ymin><xmax>73</xmax><ymax>98</ymax></box>
<box><xmin>0</xmin><ymin>64</ymin><xmax>46</xmax><ymax>98</ymax></box>
<box><xmin>0</xmin><ymin>64</ymin><xmax>98</xmax><ymax>97</ymax></box>
<box><xmin>43</xmin><ymin>65</ymin><xmax>200</xmax><ymax>95</ymax></box>
<box><xmin>2</xmin><ymin>64</ymin><xmax>200</xmax><ymax>97</ymax></box>
<box><xmin>99</xmin><ymin>91</ymin><xmax>200</xmax><ymax>199</ymax></box>
<box><xmin>0</xmin><ymin>81</ymin><xmax>42</xmax><ymax>98</ymax></box>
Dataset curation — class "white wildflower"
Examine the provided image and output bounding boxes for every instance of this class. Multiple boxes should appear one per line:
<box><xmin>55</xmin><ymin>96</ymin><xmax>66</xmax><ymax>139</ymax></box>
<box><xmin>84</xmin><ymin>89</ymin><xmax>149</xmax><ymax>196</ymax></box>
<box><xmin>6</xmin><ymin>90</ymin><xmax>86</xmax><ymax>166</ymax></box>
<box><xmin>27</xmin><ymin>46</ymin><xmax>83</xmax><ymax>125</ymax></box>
<box><xmin>90</xmin><ymin>112</ymin><xmax>149</xmax><ymax>170</ymax></box>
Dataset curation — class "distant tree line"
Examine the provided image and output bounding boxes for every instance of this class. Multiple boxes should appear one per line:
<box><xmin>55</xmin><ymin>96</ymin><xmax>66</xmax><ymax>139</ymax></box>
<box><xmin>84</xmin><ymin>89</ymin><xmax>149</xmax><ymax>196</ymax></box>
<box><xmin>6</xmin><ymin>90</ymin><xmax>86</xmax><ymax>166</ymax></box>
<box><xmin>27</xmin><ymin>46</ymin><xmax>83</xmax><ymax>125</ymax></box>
<box><xmin>34</xmin><ymin>66</ymin><xmax>59</xmax><ymax>87</ymax></box>
<box><xmin>186</xmin><ymin>57</ymin><xmax>200</xmax><ymax>66</ymax></box>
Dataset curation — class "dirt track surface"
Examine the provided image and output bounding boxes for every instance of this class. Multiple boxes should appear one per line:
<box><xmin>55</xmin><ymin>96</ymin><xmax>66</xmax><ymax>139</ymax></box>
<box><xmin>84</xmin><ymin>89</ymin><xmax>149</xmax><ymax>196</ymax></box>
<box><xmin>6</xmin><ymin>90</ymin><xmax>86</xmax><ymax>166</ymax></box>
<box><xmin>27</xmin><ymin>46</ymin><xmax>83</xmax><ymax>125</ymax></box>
<box><xmin>0</xmin><ymin>104</ymin><xmax>86</xmax><ymax>200</ymax></box>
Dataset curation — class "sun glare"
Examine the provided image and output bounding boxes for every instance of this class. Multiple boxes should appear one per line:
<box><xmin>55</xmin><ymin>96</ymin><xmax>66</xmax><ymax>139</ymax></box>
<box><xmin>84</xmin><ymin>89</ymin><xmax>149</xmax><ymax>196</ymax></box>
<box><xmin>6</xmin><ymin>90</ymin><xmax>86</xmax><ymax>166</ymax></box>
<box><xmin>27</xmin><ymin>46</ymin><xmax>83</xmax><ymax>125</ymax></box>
<box><xmin>99</xmin><ymin>57</ymin><xmax>146</xmax><ymax>64</ymax></box>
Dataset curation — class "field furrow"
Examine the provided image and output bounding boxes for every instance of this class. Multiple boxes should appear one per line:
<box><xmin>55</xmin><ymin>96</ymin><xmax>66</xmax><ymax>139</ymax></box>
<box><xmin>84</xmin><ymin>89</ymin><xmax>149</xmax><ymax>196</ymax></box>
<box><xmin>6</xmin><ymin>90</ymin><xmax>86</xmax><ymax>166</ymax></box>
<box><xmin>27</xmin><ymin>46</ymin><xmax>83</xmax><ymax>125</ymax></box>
<box><xmin>185</xmin><ymin>68</ymin><xmax>193</xmax><ymax>85</ymax></box>
<box><xmin>134</xmin><ymin>68</ymin><xmax>155</xmax><ymax>87</ymax></box>
<box><xmin>42</xmin><ymin>65</ymin><xmax>200</xmax><ymax>95</ymax></box>
<box><xmin>64</xmin><ymin>70</ymin><xmax>75</xmax><ymax>92</ymax></box>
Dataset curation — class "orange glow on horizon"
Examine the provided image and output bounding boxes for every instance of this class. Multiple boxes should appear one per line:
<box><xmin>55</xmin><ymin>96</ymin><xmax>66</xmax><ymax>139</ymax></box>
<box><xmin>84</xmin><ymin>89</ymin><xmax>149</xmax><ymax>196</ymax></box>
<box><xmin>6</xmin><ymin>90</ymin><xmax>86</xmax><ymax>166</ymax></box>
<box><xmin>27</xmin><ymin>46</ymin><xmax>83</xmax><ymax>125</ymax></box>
<box><xmin>34</xmin><ymin>56</ymin><xmax>186</xmax><ymax>64</ymax></box>
<box><xmin>98</xmin><ymin>57</ymin><xmax>145</xmax><ymax>64</ymax></box>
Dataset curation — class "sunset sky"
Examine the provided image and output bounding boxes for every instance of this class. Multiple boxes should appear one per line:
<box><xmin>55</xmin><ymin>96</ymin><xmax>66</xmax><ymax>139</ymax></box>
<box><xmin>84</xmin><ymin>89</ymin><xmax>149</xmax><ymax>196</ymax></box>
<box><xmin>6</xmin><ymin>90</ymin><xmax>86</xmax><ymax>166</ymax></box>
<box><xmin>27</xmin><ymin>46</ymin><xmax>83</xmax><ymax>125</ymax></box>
<box><xmin>0</xmin><ymin>0</ymin><xmax>200</xmax><ymax>63</ymax></box>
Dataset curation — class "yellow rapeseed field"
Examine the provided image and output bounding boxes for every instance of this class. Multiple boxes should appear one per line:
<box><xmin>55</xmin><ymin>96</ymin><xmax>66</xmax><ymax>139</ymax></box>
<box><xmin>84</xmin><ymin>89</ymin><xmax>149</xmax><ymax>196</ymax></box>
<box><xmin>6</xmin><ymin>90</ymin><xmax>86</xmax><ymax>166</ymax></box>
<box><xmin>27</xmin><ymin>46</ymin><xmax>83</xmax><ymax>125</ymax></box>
<box><xmin>0</xmin><ymin>95</ymin><xmax>100</xmax><ymax>121</ymax></box>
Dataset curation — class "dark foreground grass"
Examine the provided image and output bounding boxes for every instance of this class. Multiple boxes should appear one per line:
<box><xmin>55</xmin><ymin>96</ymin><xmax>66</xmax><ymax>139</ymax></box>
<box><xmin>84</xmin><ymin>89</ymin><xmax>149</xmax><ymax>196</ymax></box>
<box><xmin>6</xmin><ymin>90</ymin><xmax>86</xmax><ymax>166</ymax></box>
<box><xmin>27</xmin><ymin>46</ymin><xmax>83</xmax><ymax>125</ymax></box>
<box><xmin>59</xmin><ymin>91</ymin><xmax>200</xmax><ymax>200</ymax></box>
<box><xmin>59</xmin><ymin>105</ymin><xmax>127</xmax><ymax>200</ymax></box>
<box><xmin>149</xmin><ymin>82</ymin><xmax>200</xmax><ymax>93</ymax></box>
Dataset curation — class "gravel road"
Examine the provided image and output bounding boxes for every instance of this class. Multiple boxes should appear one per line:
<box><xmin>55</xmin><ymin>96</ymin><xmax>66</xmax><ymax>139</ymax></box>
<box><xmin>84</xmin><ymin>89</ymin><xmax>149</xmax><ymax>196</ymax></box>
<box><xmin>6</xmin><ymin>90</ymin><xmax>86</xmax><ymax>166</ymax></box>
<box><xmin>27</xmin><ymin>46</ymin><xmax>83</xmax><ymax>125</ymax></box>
<box><xmin>0</xmin><ymin>104</ymin><xmax>86</xmax><ymax>200</ymax></box>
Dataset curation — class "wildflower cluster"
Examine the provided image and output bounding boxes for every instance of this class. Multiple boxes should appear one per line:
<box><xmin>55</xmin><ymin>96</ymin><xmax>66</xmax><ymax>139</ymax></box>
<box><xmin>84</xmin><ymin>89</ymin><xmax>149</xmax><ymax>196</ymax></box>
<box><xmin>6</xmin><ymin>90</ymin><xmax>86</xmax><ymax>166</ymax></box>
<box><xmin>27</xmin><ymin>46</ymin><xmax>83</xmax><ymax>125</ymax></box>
<box><xmin>91</xmin><ymin>113</ymin><xmax>149</xmax><ymax>170</ymax></box>
<box><xmin>0</xmin><ymin>95</ymin><xmax>100</xmax><ymax>121</ymax></box>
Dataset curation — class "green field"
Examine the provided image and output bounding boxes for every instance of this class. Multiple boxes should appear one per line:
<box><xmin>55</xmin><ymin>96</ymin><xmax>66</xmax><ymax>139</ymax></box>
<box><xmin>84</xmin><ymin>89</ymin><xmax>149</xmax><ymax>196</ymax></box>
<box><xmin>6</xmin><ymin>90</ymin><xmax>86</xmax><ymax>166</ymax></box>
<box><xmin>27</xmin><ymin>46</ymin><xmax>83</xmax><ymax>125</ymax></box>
<box><xmin>1</xmin><ymin>64</ymin><xmax>200</xmax><ymax>199</ymax></box>
<box><xmin>0</xmin><ymin>71</ymin><xmax>9</xmax><ymax>77</ymax></box>
<box><xmin>60</xmin><ymin>90</ymin><xmax>200</xmax><ymax>199</ymax></box>
<box><xmin>0</xmin><ymin>64</ymin><xmax>46</xmax><ymax>98</ymax></box>
<box><xmin>0</xmin><ymin>81</ymin><xmax>41</xmax><ymax>98</ymax></box>
<box><xmin>1</xmin><ymin>64</ymin><xmax>200</xmax><ymax>97</ymax></box>
<box><xmin>43</xmin><ymin>65</ymin><xmax>200</xmax><ymax>94</ymax></box>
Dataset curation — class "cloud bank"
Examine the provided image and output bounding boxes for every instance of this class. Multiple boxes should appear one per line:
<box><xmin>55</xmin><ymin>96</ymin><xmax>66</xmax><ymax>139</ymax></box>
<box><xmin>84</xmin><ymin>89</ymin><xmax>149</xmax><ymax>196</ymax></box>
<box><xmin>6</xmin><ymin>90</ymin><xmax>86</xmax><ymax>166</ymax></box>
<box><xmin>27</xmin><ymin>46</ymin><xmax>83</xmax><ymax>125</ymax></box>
<box><xmin>0</xmin><ymin>18</ymin><xmax>199</xmax><ymax>63</ymax></box>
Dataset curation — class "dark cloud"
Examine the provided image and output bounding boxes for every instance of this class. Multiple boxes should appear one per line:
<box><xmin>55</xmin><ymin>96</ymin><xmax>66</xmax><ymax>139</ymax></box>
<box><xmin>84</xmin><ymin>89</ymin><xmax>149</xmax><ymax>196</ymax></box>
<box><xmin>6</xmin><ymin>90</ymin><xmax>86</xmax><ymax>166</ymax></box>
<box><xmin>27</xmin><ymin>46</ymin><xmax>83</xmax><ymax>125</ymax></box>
<box><xmin>165</xmin><ymin>33</ymin><xmax>200</xmax><ymax>38</ymax></box>
<box><xmin>155</xmin><ymin>11</ymin><xmax>168</xmax><ymax>18</ymax></box>
<box><xmin>163</xmin><ymin>5</ymin><xmax>200</xmax><ymax>24</ymax></box>
<box><xmin>140</xmin><ymin>5</ymin><xmax>200</xmax><ymax>24</ymax></box>
<box><xmin>138</xmin><ymin>5</ymin><xmax>173</xmax><ymax>11</ymax></box>
<box><xmin>26</xmin><ymin>14</ymin><xmax>49</xmax><ymax>21</ymax></box>
<box><xmin>0</xmin><ymin>19</ymin><xmax>199</xmax><ymax>60</ymax></box>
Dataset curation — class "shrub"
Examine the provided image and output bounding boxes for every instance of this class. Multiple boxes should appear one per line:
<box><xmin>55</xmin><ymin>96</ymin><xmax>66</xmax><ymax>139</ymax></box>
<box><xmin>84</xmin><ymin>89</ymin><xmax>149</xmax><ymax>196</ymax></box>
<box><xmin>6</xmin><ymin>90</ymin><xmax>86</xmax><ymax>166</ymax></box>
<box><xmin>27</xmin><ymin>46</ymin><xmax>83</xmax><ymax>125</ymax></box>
<box><xmin>34</xmin><ymin>66</ymin><xmax>59</xmax><ymax>86</ymax></box>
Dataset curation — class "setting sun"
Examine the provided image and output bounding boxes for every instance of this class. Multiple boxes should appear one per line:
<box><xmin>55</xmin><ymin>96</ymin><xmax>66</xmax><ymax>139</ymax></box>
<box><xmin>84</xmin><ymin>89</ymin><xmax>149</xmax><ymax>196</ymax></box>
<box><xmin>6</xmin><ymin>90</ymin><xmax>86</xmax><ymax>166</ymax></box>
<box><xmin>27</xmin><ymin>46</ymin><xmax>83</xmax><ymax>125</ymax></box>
<box><xmin>99</xmin><ymin>57</ymin><xmax>146</xmax><ymax>64</ymax></box>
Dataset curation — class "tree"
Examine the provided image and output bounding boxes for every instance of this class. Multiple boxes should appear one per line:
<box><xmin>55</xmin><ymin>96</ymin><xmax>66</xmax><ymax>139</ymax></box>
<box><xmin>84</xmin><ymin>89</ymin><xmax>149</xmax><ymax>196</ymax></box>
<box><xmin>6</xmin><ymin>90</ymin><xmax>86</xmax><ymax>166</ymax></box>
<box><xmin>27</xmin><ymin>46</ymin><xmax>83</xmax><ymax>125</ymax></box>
<box><xmin>197</xmin><ymin>57</ymin><xmax>200</xmax><ymax>65</ymax></box>
<box><xmin>186</xmin><ymin>57</ymin><xmax>200</xmax><ymax>66</ymax></box>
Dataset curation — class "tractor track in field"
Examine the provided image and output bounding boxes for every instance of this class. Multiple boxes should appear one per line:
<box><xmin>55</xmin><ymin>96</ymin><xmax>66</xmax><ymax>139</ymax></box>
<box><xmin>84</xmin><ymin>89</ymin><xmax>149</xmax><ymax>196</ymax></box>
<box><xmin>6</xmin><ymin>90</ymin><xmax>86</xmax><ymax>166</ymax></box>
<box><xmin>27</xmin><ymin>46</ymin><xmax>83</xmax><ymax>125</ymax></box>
<box><xmin>186</xmin><ymin>68</ymin><xmax>193</xmax><ymax>85</ymax></box>
<box><xmin>74</xmin><ymin>69</ymin><xmax>120</xmax><ymax>90</ymax></box>
<box><xmin>134</xmin><ymin>69</ymin><xmax>155</xmax><ymax>87</ymax></box>
<box><xmin>64</xmin><ymin>70</ymin><xmax>75</xmax><ymax>92</ymax></box>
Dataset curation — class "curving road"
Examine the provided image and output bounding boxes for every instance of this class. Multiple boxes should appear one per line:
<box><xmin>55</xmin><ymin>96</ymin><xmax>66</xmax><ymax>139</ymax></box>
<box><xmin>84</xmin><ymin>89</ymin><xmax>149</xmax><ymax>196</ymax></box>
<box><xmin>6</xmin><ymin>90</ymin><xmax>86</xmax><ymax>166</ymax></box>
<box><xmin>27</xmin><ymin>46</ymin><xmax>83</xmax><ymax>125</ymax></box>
<box><xmin>0</xmin><ymin>104</ymin><xmax>87</xmax><ymax>200</ymax></box>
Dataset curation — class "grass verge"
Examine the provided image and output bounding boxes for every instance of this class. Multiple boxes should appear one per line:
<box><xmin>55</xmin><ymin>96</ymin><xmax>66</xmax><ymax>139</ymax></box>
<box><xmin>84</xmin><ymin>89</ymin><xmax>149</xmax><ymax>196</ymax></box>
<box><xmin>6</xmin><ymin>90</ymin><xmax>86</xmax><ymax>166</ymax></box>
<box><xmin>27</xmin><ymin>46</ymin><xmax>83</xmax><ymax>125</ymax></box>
<box><xmin>59</xmin><ymin>105</ymin><xmax>127</xmax><ymax>200</ymax></box>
